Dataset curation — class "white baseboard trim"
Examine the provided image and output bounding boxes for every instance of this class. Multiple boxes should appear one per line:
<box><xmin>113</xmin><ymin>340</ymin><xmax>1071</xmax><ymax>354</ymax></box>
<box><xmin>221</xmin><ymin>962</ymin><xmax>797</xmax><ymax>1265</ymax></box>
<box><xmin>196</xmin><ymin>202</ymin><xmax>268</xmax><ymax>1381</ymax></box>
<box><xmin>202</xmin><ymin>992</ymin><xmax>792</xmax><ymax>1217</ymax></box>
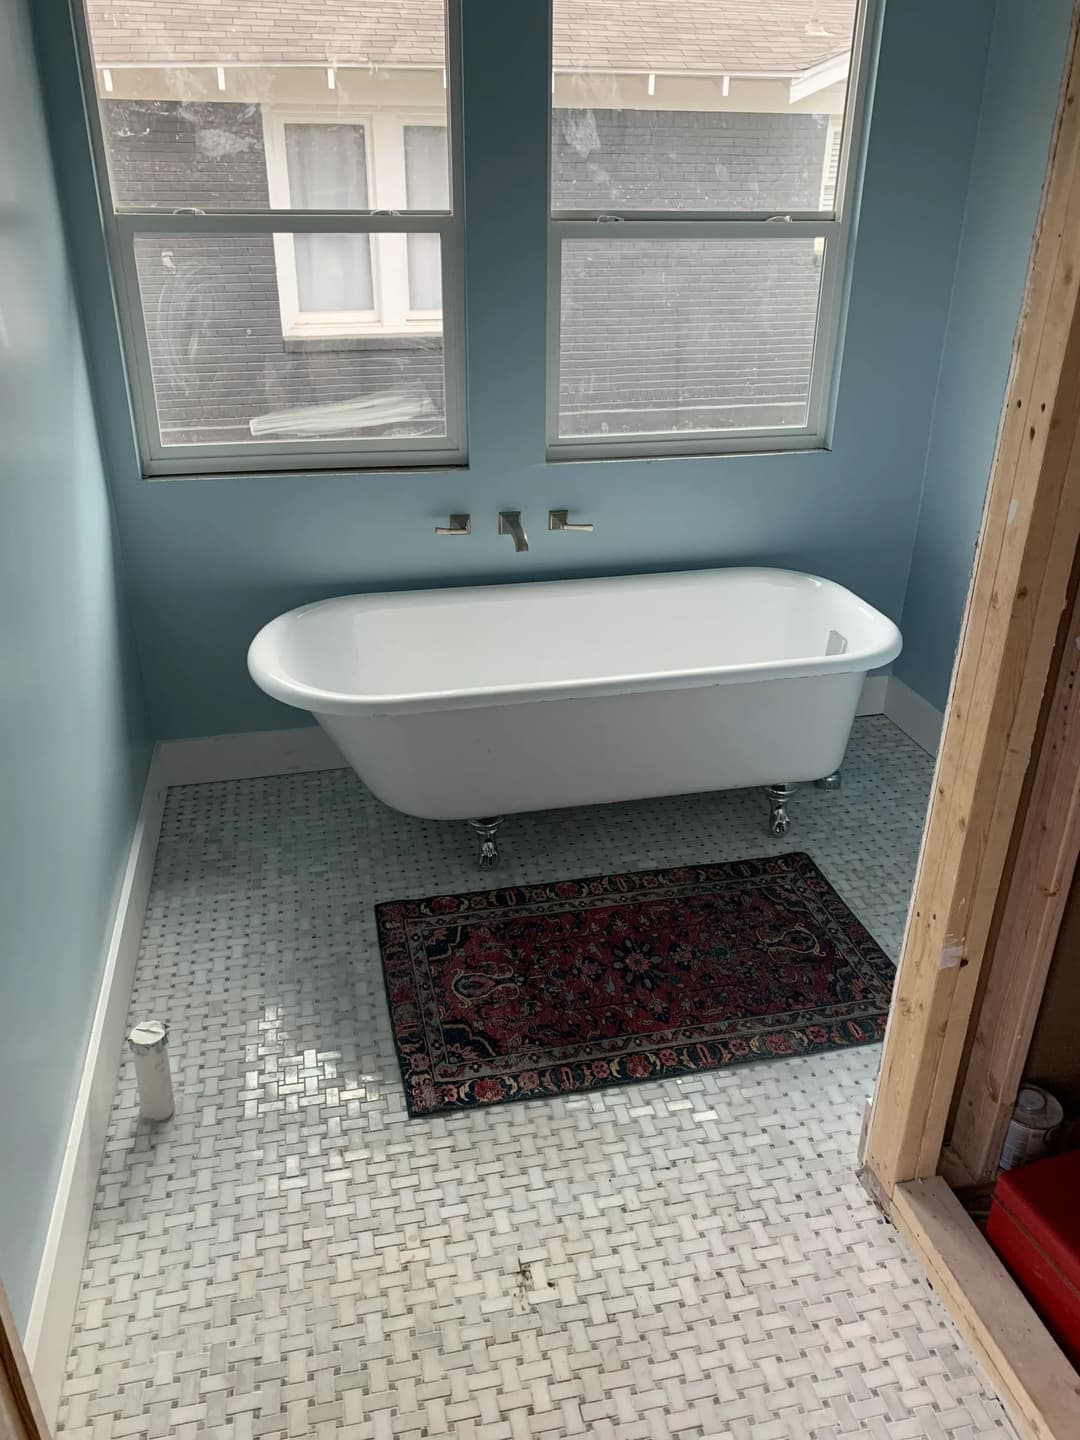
<box><xmin>855</xmin><ymin>673</ymin><xmax>945</xmax><ymax>755</ymax></box>
<box><xmin>856</xmin><ymin>674</ymin><xmax>889</xmax><ymax>717</ymax></box>
<box><xmin>884</xmin><ymin>676</ymin><xmax>945</xmax><ymax>756</ymax></box>
<box><xmin>159</xmin><ymin>724</ymin><xmax>345</xmax><ymax>786</ymax></box>
<box><xmin>23</xmin><ymin>752</ymin><xmax>168</xmax><ymax>1425</ymax></box>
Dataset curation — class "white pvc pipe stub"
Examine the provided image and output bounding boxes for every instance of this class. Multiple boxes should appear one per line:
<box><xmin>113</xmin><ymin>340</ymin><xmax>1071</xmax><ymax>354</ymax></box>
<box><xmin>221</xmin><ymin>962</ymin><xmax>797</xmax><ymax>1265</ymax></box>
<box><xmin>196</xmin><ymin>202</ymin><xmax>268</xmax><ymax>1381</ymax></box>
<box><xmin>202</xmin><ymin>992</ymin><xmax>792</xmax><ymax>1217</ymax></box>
<box><xmin>128</xmin><ymin>1019</ymin><xmax>175</xmax><ymax>1121</ymax></box>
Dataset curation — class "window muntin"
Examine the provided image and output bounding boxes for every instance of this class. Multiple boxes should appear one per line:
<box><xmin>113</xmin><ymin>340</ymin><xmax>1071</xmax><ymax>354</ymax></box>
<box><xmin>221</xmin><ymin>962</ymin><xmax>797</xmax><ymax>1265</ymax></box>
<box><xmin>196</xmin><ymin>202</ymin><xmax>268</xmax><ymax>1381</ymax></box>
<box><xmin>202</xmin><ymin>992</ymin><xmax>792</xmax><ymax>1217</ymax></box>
<box><xmin>548</xmin><ymin>0</ymin><xmax>870</xmax><ymax>458</ymax></box>
<box><xmin>77</xmin><ymin>0</ymin><xmax>463</xmax><ymax>475</ymax></box>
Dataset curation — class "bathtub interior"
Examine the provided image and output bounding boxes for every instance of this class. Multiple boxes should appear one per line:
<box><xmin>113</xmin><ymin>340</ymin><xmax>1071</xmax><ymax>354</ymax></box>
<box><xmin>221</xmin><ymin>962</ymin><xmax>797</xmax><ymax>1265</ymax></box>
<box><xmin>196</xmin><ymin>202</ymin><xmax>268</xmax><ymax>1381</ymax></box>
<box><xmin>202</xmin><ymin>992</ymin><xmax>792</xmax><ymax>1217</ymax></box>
<box><xmin>250</xmin><ymin>568</ymin><xmax>900</xmax><ymax>715</ymax></box>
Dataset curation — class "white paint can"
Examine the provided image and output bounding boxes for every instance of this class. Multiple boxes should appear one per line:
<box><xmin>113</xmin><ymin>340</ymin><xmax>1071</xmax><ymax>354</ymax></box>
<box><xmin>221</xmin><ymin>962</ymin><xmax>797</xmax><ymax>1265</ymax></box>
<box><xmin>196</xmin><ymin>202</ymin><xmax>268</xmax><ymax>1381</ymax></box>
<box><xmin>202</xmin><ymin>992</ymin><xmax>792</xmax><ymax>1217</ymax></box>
<box><xmin>128</xmin><ymin>1020</ymin><xmax>175</xmax><ymax>1121</ymax></box>
<box><xmin>999</xmin><ymin>1084</ymin><xmax>1063</xmax><ymax>1171</ymax></box>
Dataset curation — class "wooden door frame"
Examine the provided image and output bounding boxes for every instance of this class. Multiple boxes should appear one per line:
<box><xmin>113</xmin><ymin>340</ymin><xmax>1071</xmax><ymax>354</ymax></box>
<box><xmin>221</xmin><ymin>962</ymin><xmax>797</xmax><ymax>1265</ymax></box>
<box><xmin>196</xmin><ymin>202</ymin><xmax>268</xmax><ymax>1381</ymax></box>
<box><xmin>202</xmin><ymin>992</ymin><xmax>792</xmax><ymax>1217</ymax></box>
<box><xmin>863</xmin><ymin>2</ymin><xmax>1080</xmax><ymax>1202</ymax></box>
<box><xmin>0</xmin><ymin>1284</ymin><xmax>49</xmax><ymax>1440</ymax></box>
<box><xmin>862</xmin><ymin>9</ymin><xmax>1080</xmax><ymax>1436</ymax></box>
<box><xmin>889</xmin><ymin>1178</ymin><xmax>1080</xmax><ymax>1440</ymax></box>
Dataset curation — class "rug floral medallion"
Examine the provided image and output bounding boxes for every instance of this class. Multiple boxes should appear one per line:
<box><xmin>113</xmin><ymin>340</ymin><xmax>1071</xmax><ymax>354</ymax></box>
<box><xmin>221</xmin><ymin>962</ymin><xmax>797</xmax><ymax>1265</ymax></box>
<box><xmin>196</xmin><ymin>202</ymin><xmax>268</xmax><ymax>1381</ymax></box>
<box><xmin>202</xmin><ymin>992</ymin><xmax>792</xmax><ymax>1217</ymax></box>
<box><xmin>375</xmin><ymin>851</ymin><xmax>895</xmax><ymax>1118</ymax></box>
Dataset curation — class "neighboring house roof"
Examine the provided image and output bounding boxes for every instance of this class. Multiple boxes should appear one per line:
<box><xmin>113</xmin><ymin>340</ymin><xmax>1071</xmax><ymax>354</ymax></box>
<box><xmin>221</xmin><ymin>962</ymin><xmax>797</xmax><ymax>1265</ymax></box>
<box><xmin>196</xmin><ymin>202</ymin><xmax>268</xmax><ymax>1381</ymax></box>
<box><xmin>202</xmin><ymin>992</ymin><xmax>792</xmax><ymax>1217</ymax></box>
<box><xmin>86</xmin><ymin>0</ymin><xmax>858</xmax><ymax>75</ymax></box>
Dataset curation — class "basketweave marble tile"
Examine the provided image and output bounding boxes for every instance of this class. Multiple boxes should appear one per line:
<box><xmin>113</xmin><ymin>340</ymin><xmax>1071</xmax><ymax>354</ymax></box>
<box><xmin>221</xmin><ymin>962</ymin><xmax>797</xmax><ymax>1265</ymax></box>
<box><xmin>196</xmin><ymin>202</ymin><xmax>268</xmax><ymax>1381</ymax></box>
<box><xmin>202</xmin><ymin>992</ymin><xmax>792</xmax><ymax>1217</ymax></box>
<box><xmin>56</xmin><ymin>717</ymin><xmax>1019</xmax><ymax>1440</ymax></box>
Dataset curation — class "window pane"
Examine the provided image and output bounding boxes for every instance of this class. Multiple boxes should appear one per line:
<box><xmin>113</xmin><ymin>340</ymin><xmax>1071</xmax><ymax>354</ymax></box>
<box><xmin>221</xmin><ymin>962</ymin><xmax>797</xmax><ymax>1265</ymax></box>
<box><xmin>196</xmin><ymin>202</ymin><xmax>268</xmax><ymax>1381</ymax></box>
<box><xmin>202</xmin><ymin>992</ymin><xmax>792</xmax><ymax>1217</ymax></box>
<box><xmin>294</xmin><ymin>233</ymin><xmax>374</xmax><ymax>313</ymax></box>
<box><xmin>551</xmin><ymin>0</ymin><xmax>858</xmax><ymax>212</ymax></box>
<box><xmin>558</xmin><ymin>238</ymin><xmax>822</xmax><ymax>439</ymax></box>
<box><xmin>82</xmin><ymin>1</ymin><xmax>449</xmax><ymax>211</ymax></box>
<box><xmin>284</xmin><ymin>124</ymin><xmax>368</xmax><ymax>209</ymax></box>
<box><xmin>132</xmin><ymin>233</ymin><xmax>446</xmax><ymax>445</ymax></box>
<box><xmin>404</xmin><ymin>126</ymin><xmax>449</xmax><ymax>310</ymax></box>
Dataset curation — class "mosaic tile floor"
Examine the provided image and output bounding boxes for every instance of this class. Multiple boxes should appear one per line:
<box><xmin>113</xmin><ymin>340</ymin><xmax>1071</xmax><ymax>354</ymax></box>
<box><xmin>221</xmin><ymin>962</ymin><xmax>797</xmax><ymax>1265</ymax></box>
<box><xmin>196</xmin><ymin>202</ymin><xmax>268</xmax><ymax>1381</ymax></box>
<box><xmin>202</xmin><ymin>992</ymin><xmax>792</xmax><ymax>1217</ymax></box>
<box><xmin>58</xmin><ymin>718</ymin><xmax>1019</xmax><ymax>1440</ymax></box>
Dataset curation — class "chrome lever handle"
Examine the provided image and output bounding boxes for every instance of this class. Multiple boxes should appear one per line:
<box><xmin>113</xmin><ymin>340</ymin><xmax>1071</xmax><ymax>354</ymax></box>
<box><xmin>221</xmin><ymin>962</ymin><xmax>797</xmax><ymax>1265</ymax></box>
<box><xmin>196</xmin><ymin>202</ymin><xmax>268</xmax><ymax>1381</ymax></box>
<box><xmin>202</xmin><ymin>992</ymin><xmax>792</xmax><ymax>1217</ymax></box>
<box><xmin>435</xmin><ymin>513</ymin><xmax>471</xmax><ymax>536</ymax></box>
<box><xmin>548</xmin><ymin>509</ymin><xmax>594</xmax><ymax>533</ymax></box>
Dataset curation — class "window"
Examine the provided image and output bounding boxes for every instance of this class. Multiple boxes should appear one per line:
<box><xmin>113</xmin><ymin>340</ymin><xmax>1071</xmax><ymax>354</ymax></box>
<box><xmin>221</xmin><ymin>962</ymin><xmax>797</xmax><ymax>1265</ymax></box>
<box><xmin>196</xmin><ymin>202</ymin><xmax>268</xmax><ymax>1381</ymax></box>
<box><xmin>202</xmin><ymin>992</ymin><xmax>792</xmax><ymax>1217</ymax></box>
<box><xmin>73</xmin><ymin>0</ymin><xmax>877</xmax><ymax>476</ymax></box>
<box><xmin>548</xmin><ymin>0</ymin><xmax>872</xmax><ymax>458</ymax></box>
<box><xmin>264</xmin><ymin>112</ymin><xmax>449</xmax><ymax>339</ymax></box>
<box><xmin>76</xmin><ymin>1</ymin><xmax>463</xmax><ymax>475</ymax></box>
<box><xmin>282</xmin><ymin>124</ymin><xmax>375</xmax><ymax>323</ymax></box>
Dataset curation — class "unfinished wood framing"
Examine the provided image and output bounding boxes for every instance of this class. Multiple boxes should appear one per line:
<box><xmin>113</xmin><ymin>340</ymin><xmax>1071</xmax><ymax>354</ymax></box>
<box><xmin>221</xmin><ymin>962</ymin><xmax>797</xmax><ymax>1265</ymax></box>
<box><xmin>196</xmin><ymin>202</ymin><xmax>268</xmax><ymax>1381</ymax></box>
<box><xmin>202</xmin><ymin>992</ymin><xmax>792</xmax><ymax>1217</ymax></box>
<box><xmin>889</xmin><ymin>1179</ymin><xmax>1080</xmax><ymax>1440</ymax></box>
<box><xmin>946</xmin><ymin>570</ymin><xmax>1080</xmax><ymax>1184</ymax></box>
<box><xmin>860</xmin><ymin>10</ymin><xmax>1080</xmax><ymax>1437</ymax></box>
<box><xmin>864</xmin><ymin>6</ymin><xmax>1080</xmax><ymax>1196</ymax></box>
<box><xmin>0</xmin><ymin>1285</ymin><xmax>48</xmax><ymax>1440</ymax></box>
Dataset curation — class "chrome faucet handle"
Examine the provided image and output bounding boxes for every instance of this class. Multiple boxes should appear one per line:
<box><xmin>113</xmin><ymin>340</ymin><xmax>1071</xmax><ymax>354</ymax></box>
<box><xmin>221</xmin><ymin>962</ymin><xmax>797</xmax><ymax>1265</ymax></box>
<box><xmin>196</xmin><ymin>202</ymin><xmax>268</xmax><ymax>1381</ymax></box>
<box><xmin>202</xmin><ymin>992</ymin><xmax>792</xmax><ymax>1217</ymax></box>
<box><xmin>435</xmin><ymin>513</ymin><xmax>471</xmax><ymax>536</ymax></box>
<box><xmin>548</xmin><ymin>508</ymin><xmax>594</xmax><ymax>533</ymax></box>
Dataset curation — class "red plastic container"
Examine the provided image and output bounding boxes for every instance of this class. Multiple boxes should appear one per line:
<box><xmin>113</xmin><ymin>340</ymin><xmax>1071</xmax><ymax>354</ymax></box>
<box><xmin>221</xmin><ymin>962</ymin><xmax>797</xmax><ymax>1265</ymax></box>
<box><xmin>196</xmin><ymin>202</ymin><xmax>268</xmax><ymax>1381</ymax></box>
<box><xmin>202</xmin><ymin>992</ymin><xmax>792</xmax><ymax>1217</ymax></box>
<box><xmin>986</xmin><ymin>1150</ymin><xmax>1080</xmax><ymax>1369</ymax></box>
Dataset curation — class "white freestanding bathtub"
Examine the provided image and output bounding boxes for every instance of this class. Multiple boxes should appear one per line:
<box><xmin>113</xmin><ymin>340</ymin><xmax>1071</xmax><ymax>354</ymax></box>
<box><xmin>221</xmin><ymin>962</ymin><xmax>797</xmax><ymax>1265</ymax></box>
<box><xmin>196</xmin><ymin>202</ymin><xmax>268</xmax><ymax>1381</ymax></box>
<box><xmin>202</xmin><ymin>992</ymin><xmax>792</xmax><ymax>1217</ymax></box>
<box><xmin>248</xmin><ymin>568</ymin><xmax>901</xmax><ymax>864</ymax></box>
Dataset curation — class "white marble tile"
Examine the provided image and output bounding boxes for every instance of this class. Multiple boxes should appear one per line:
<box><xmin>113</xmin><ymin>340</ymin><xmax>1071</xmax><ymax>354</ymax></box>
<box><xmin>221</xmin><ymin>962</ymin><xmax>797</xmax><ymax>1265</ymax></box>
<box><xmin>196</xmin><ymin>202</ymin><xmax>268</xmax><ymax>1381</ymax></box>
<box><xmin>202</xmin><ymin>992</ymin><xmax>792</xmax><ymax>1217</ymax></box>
<box><xmin>57</xmin><ymin>718</ymin><xmax>1017</xmax><ymax>1440</ymax></box>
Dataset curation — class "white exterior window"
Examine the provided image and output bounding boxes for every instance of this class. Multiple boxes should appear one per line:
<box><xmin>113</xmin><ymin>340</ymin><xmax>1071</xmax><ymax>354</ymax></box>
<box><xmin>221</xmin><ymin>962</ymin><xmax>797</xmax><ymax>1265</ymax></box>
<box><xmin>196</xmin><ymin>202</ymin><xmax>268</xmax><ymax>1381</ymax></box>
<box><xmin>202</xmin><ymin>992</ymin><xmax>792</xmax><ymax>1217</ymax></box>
<box><xmin>548</xmin><ymin>0</ymin><xmax>876</xmax><ymax>460</ymax></box>
<box><xmin>264</xmin><ymin>110</ymin><xmax>449</xmax><ymax>340</ymax></box>
<box><xmin>283</xmin><ymin>124</ymin><xmax>375</xmax><ymax>317</ymax></box>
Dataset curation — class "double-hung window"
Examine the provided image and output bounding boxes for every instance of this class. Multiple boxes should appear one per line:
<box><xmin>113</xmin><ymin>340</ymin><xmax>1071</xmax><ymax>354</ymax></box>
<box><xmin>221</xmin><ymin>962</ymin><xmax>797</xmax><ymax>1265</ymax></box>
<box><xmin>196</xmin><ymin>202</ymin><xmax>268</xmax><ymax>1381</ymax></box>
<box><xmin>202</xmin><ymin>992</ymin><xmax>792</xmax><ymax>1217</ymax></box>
<box><xmin>73</xmin><ymin>0</ymin><xmax>876</xmax><ymax>477</ymax></box>
<box><xmin>76</xmin><ymin>0</ymin><xmax>464</xmax><ymax>475</ymax></box>
<box><xmin>548</xmin><ymin>0</ymin><xmax>873</xmax><ymax>458</ymax></box>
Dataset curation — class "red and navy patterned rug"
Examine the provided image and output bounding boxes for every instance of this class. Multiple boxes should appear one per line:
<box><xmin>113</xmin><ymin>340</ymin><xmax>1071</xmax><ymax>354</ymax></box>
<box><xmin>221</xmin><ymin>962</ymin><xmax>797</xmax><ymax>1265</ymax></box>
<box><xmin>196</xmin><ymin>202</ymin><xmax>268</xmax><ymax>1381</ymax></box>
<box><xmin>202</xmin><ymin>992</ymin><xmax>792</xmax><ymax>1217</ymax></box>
<box><xmin>375</xmin><ymin>852</ymin><xmax>895</xmax><ymax>1118</ymax></box>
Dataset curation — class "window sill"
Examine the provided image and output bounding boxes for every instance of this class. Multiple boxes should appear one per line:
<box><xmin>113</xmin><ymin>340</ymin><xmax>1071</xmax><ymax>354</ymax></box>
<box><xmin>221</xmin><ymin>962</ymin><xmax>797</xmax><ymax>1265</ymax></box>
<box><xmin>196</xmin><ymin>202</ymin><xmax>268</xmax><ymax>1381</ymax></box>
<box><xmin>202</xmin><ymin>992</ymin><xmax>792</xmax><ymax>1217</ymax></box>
<box><xmin>282</xmin><ymin>331</ymin><xmax>443</xmax><ymax>354</ymax></box>
<box><xmin>142</xmin><ymin>459</ymin><xmax>470</xmax><ymax>483</ymax></box>
<box><xmin>546</xmin><ymin>437</ymin><xmax>832</xmax><ymax>465</ymax></box>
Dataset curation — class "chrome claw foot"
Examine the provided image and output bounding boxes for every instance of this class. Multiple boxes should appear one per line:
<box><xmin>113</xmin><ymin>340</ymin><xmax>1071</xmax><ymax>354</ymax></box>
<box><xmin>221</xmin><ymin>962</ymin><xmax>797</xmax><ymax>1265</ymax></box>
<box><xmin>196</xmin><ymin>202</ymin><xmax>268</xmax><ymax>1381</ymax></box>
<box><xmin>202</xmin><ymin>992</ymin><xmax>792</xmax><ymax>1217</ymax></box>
<box><xmin>764</xmin><ymin>784</ymin><xmax>795</xmax><ymax>836</ymax></box>
<box><xmin>814</xmin><ymin>771</ymin><xmax>842</xmax><ymax>791</ymax></box>
<box><xmin>466</xmin><ymin>817</ymin><xmax>504</xmax><ymax>870</ymax></box>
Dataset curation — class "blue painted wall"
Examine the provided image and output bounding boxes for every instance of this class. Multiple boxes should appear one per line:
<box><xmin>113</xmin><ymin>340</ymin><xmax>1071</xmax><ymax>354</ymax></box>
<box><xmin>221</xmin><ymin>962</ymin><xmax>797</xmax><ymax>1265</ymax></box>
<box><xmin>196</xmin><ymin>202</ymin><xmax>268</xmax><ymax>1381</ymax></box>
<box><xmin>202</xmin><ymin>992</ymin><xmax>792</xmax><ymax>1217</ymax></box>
<box><xmin>897</xmin><ymin>0</ymin><xmax>1073</xmax><ymax>712</ymax></box>
<box><xmin>0</xmin><ymin>0</ymin><xmax>151</xmax><ymax>1330</ymax></box>
<box><xmin>37</xmin><ymin>0</ymin><xmax>996</xmax><ymax>740</ymax></box>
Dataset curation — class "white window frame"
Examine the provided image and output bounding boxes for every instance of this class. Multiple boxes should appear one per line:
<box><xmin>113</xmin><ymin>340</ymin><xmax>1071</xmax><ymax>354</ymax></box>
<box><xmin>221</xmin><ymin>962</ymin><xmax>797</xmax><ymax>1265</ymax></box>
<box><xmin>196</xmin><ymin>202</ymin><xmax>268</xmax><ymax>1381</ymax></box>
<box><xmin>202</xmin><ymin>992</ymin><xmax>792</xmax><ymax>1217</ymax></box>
<box><xmin>546</xmin><ymin>0</ymin><xmax>880</xmax><ymax>461</ymax></box>
<box><xmin>69</xmin><ymin>0</ymin><xmax>466</xmax><ymax>477</ymax></box>
<box><xmin>263</xmin><ymin>106</ymin><xmax>449</xmax><ymax>340</ymax></box>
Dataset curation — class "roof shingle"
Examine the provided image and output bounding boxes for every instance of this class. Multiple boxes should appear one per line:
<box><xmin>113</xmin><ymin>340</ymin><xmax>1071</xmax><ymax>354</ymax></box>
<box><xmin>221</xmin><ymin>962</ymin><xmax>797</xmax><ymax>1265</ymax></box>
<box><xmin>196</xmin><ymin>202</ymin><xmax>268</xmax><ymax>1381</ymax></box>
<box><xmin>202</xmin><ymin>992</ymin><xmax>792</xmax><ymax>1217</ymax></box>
<box><xmin>86</xmin><ymin>0</ymin><xmax>858</xmax><ymax>75</ymax></box>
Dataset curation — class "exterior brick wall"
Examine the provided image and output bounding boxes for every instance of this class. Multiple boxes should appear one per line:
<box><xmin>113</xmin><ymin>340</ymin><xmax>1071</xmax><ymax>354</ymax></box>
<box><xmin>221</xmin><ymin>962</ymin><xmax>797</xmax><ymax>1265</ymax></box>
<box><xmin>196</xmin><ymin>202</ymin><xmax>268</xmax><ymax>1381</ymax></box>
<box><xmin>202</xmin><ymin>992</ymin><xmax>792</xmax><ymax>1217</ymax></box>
<box><xmin>105</xmin><ymin>99</ymin><xmax>826</xmax><ymax>445</ymax></box>
<box><xmin>552</xmin><ymin>107</ymin><xmax>828</xmax><ymax>212</ymax></box>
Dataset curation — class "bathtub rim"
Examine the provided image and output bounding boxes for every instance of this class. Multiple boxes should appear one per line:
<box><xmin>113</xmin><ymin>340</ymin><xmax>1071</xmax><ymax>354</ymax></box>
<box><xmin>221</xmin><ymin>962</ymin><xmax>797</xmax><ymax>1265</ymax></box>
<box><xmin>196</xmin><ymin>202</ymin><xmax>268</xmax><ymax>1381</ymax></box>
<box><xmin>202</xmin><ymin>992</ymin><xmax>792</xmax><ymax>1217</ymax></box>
<box><xmin>248</xmin><ymin>566</ymin><xmax>902</xmax><ymax>718</ymax></box>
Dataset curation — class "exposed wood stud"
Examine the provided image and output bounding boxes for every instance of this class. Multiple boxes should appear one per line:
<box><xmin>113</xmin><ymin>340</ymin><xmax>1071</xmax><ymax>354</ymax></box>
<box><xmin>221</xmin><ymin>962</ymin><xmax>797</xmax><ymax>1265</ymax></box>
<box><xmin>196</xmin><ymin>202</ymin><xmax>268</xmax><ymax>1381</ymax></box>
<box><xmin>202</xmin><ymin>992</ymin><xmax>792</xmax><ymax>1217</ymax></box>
<box><xmin>865</xmin><ymin>5</ymin><xmax>1080</xmax><ymax>1195</ymax></box>
<box><xmin>948</xmin><ymin>572</ymin><xmax>1080</xmax><ymax>1182</ymax></box>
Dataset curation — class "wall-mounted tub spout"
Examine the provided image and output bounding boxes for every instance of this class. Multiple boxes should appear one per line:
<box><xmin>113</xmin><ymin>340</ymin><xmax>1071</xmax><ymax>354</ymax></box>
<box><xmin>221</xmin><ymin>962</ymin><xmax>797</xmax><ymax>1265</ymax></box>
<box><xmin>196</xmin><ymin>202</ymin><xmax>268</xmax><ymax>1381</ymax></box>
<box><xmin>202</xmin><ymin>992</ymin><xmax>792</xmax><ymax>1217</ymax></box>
<box><xmin>498</xmin><ymin>511</ymin><xmax>529</xmax><ymax>552</ymax></box>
